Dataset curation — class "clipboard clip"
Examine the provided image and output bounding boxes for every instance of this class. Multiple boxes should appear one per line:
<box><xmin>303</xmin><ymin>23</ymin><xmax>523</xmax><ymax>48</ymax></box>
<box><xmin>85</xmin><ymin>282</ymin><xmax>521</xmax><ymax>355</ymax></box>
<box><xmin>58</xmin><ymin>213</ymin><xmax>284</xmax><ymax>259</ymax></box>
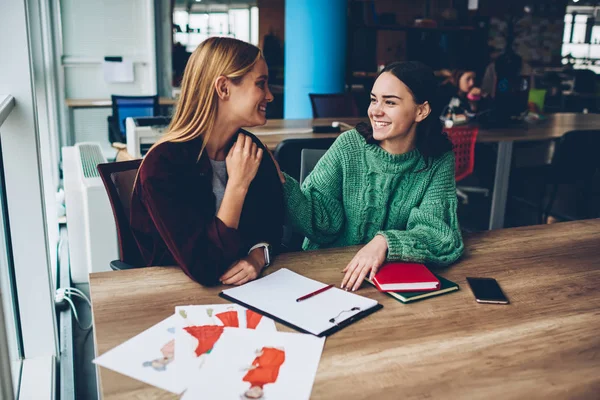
<box><xmin>328</xmin><ymin>307</ymin><xmax>361</xmax><ymax>325</ymax></box>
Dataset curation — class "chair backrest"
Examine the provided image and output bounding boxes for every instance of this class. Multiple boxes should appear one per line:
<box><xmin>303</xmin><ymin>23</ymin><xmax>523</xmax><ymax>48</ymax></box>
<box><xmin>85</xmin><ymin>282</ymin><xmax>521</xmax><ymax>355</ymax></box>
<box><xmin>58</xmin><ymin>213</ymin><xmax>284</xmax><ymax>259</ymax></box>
<box><xmin>300</xmin><ymin>149</ymin><xmax>327</xmax><ymax>185</ymax></box>
<box><xmin>444</xmin><ymin>126</ymin><xmax>479</xmax><ymax>182</ymax></box>
<box><xmin>551</xmin><ymin>130</ymin><xmax>600</xmax><ymax>182</ymax></box>
<box><xmin>309</xmin><ymin>93</ymin><xmax>359</xmax><ymax>118</ymax></box>
<box><xmin>572</xmin><ymin>69</ymin><xmax>597</xmax><ymax>94</ymax></box>
<box><xmin>97</xmin><ymin>160</ymin><xmax>144</xmax><ymax>266</ymax></box>
<box><xmin>111</xmin><ymin>95</ymin><xmax>160</xmax><ymax>140</ymax></box>
<box><xmin>273</xmin><ymin>138</ymin><xmax>337</xmax><ymax>182</ymax></box>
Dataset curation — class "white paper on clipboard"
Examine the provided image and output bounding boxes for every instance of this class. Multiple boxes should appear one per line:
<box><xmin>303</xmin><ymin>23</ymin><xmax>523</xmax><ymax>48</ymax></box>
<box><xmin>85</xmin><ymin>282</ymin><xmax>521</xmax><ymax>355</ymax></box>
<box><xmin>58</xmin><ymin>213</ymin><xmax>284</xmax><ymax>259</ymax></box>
<box><xmin>221</xmin><ymin>268</ymin><xmax>380</xmax><ymax>336</ymax></box>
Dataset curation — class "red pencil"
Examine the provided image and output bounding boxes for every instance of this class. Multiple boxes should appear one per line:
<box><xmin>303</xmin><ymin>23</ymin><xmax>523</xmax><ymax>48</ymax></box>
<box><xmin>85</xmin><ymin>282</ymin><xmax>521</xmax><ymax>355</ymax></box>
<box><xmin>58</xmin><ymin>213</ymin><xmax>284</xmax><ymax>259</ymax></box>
<box><xmin>296</xmin><ymin>284</ymin><xmax>334</xmax><ymax>302</ymax></box>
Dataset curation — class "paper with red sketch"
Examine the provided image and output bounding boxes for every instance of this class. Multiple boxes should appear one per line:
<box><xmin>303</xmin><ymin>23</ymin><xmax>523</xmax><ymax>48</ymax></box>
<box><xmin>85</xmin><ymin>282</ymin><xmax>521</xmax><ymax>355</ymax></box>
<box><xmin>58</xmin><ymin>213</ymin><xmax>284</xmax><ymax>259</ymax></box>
<box><xmin>93</xmin><ymin>314</ymin><xmax>183</xmax><ymax>394</ymax></box>
<box><xmin>182</xmin><ymin>328</ymin><xmax>325</xmax><ymax>400</ymax></box>
<box><xmin>175</xmin><ymin>304</ymin><xmax>276</xmax><ymax>390</ymax></box>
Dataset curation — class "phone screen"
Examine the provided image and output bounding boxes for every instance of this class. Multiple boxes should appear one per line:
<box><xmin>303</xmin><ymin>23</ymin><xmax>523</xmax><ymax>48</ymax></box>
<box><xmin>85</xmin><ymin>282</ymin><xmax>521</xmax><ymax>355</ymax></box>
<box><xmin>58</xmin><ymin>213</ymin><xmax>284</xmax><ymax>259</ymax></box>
<box><xmin>466</xmin><ymin>277</ymin><xmax>509</xmax><ymax>304</ymax></box>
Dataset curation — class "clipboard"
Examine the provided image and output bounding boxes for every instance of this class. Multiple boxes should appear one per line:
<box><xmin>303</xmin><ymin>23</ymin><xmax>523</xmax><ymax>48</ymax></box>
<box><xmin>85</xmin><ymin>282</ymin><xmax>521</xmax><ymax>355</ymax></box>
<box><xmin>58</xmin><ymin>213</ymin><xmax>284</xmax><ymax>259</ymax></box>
<box><xmin>219</xmin><ymin>269</ymin><xmax>383</xmax><ymax>337</ymax></box>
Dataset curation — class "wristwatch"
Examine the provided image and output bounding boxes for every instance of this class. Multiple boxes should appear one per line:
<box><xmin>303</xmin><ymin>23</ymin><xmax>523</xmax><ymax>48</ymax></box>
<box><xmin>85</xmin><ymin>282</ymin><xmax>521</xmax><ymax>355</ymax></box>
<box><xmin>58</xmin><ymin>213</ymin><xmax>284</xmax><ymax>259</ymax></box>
<box><xmin>248</xmin><ymin>242</ymin><xmax>271</xmax><ymax>268</ymax></box>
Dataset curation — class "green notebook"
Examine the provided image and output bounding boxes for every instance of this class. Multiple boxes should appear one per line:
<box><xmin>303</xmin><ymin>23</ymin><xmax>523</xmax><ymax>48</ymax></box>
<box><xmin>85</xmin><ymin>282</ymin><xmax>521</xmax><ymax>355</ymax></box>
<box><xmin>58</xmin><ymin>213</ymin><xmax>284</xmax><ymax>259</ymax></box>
<box><xmin>366</xmin><ymin>275</ymin><xmax>459</xmax><ymax>303</ymax></box>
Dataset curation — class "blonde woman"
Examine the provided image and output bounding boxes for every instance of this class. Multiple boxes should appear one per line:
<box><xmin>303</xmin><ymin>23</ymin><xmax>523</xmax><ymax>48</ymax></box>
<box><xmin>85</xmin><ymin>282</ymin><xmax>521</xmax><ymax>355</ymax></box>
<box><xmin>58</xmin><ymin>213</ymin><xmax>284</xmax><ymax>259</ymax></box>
<box><xmin>130</xmin><ymin>38</ymin><xmax>283</xmax><ymax>286</ymax></box>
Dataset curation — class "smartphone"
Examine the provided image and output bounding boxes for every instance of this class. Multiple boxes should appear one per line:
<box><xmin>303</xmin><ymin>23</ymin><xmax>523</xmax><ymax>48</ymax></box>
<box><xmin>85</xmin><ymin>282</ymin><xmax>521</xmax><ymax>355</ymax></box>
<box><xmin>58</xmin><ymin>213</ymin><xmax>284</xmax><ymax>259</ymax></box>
<box><xmin>466</xmin><ymin>277</ymin><xmax>509</xmax><ymax>304</ymax></box>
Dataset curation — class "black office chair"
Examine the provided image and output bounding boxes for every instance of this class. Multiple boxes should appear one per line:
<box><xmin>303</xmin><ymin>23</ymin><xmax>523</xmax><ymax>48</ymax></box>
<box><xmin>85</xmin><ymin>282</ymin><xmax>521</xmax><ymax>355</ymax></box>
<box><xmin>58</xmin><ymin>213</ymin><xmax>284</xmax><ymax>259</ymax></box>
<box><xmin>510</xmin><ymin>130</ymin><xmax>600</xmax><ymax>223</ymax></box>
<box><xmin>97</xmin><ymin>160</ymin><xmax>144</xmax><ymax>270</ymax></box>
<box><xmin>107</xmin><ymin>95</ymin><xmax>160</xmax><ymax>144</ymax></box>
<box><xmin>273</xmin><ymin>138</ymin><xmax>337</xmax><ymax>182</ymax></box>
<box><xmin>299</xmin><ymin>149</ymin><xmax>327</xmax><ymax>185</ymax></box>
<box><xmin>309</xmin><ymin>93</ymin><xmax>359</xmax><ymax>118</ymax></box>
<box><xmin>572</xmin><ymin>69</ymin><xmax>597</xmax><ymax>95</ymax></box>
<box><xmin>273</xmin><ymin>138</ymin><xmax>337</xmax><ymax>251</ymax></box>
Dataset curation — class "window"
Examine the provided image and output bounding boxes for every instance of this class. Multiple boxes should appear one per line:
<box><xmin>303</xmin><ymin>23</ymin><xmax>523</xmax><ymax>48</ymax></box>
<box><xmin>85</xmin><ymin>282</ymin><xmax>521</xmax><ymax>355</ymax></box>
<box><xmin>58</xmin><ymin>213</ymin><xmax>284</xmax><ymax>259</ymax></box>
<box><xmin>1</xmin><ymin>0</ymin><xmax>60</xmax><ymax>397</ymax></box>
<box><xmin>0</xmin><ymin>95</ymin><xmax>20</xmax><ymax>398</ymax></box>
<box><xmin>561</xmin><ymin>5</ymin><xmax>600</xmax><ymax>73</ymax></box>
<box><xmin>173</xmin><ymin>7</ymin><xmax>259</xmax><ymax>53</ymax></box>
<box><xmin>563</xmin><ymin>14</ymin><xmax>573</xmax><ymax>44</ymax></box>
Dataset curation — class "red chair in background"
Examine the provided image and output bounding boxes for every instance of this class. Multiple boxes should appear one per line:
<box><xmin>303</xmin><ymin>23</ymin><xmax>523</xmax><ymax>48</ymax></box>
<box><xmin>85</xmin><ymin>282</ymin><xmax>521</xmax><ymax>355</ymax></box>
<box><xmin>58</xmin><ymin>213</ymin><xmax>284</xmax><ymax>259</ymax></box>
<box><xmin>444</xmin><ymin>126</ymin><xmax>489</xmax><ymax>204</ymax></box>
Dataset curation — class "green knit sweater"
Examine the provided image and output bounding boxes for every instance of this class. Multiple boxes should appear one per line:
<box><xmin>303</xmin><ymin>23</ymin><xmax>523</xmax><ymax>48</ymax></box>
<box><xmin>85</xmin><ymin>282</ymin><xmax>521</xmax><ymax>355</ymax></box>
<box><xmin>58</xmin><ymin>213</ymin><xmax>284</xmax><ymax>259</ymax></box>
<box><xmin>282</xmin><ymin>129</ymin><xmax>464</xmax><ymax>266</ymax></box>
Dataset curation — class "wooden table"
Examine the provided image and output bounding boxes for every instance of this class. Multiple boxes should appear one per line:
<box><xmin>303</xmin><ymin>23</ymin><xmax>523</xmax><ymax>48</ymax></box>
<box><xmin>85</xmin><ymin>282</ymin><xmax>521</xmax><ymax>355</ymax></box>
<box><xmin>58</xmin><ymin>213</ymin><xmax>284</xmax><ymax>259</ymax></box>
<box><xmin>90</xmin><ymin>220</ymin><xmax>600</xmax><ymax>400</ymax></box>
<box><xmin>65</xmin><ymin>97</ymin><xmax>178</xmax><ymax>108</ymax></box>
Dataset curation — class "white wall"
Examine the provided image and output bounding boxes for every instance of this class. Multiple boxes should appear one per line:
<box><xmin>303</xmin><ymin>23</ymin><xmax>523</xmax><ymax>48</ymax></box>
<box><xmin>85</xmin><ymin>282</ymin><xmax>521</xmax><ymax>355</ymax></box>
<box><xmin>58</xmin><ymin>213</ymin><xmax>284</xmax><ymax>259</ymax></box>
<box><xmin>59</xmin><ymin>0</ymin><xmax>157</xmax><ymax>153</ymax></box>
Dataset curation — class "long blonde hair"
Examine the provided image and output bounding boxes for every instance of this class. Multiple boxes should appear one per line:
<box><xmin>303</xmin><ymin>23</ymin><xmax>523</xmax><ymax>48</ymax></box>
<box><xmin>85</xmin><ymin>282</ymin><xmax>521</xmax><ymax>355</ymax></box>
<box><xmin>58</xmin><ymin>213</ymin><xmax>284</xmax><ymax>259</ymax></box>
<box><xmin>150</xmin><ymin>37</ymin><xmax>262</xmax><ymax>158</ymax></box>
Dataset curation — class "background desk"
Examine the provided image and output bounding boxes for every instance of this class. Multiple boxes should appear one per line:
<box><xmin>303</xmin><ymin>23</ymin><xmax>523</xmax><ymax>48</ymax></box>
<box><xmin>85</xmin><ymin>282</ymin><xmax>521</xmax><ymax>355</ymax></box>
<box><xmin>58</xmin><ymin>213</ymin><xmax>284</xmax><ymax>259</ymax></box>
<box><xmin>90</xmin><ymin>220</ymin><xmax>600</xmax><ymax>400</ymax></box>
<box><xmin>65</xmin><ymin>97</ymin><xmax>178</xmax><ymax>108</ymax></box>
<box><xmin>64</xmin><ymin>98</ymin><xmax>178</xmax><ymax>149</ymax></box>
<box><xmin>245</xmin><ymin>113</ymin><xmax>600</xmax><ymax>147</ymax></box>
<box><xmin>246</xmin><ymin>113</ymin><xmax>600</xmax><ymax>229</ymax></box>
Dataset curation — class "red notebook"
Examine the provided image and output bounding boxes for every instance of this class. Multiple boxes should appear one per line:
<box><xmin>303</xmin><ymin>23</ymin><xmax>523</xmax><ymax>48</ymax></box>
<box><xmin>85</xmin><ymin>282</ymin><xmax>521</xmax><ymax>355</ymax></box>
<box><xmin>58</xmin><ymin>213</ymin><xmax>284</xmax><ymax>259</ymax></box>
<box><xmin>372</xmin><ymin>262</ymin><xmax>440</xmax><ymax>292</ymax></box>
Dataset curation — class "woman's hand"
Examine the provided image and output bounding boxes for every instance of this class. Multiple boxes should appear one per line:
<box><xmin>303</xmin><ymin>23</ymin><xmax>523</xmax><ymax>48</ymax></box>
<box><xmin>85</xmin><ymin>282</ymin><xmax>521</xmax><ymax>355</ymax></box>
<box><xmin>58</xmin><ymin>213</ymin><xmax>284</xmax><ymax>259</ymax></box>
<box><xmin>267</xmin><ymin>149</ymin><xmax>285</xmax><ymax>184</ymax></box>
<box><xmin>219</xmin><ymin>248</ymin><xmax>264</xmax><ymax>285</ymax></box>
<box><xmin>341</xmin><ymin>235</ymin><xmax>388</xmax><ymax>291</ymax></box>
<box><xmin>226</xmin><ymin>134</ymin><xmax>263</xmax><ymax>190</ymax></box>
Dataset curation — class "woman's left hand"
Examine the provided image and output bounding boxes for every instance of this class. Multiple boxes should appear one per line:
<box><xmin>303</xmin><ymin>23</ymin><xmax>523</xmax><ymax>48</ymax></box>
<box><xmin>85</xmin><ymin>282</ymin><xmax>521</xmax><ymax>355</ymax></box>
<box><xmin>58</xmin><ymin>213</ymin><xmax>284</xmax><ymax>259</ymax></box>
<box><xmin>341</xmin><ymin>235</ymin><xmax>388</xmax><ymax>291</ymax></box>
<box><xmin>220</xmin><ymin>249</ymin><xmax>264</xmax><ymax>285</ymax></box>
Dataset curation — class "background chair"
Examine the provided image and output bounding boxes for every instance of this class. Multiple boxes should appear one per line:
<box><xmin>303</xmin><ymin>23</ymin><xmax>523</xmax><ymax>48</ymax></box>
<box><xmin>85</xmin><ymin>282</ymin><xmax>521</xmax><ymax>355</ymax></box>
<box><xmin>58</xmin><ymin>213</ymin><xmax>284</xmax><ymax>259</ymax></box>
<box><xmin>108</xmin><ymin>95</ymin><xmax>159</xmax><ymax>144</ymax></box>
<box><xmin>97</xmin><ymin>160</ymin><xmax>144</xmax><ymax>270</ymax></box>
<box><xmin>274</xmin><ymin>138</ymin><xmax>337</xmax><ymax>182</ymax></box>
<box><xmin>274</xmin><ymin>138</ymin><xmax>337</xmax><ymax>252</ymax></box>
<box><xmin>444</xmin><ymin>126</ymin><xmax>489</xmax><ymax>204</ymax></box>
<box><xmin>511</xmin><ymin>130</ymin><xmax>600</xmax><ymax>223</ymax></box>
<box><xmin>300</xmin><ymin>149</ymin><xmax>327</xmax><ymax>185</ymax></box>
<box><xmin>309</xmin><ymin>93</ymin><xmax>360</xmax><ymax>118</ymax></box>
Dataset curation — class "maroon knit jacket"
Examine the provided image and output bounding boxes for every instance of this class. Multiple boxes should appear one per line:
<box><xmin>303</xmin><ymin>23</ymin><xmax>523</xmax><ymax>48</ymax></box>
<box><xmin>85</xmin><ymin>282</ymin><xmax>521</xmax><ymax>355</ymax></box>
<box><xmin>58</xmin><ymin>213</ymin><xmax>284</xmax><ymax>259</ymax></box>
<box><xmin>129</xmin><ymin>130</ymin><xmax>284</xmax><ymax>286</ymax></box>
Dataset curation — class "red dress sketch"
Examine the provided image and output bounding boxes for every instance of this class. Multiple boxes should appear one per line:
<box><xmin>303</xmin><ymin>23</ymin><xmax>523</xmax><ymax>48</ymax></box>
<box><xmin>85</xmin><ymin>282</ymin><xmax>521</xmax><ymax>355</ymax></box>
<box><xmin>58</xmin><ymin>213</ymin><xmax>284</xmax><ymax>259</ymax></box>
<box><xmin>183</xmin><ymin>325</ymin><xmax>225</xmax><ymax>357</ymax></box>
<box><xmin>184</xmin><ymin>310</ymin><xmax>265</xmax><ymax>357</ymax></box>
<box><xmin>216</xmin><ymin>310</ymin><xmax>239</xmax><ymax>327</ymax></box>
<box><xmin>246</xmin><ymin>310</ymin><xmax>263</xmax><ymax>329</ymax></box>
<box><xmin>242</xmin><ymin>347</ymin><xmax>286</xmax><ymax>399</ymax></box>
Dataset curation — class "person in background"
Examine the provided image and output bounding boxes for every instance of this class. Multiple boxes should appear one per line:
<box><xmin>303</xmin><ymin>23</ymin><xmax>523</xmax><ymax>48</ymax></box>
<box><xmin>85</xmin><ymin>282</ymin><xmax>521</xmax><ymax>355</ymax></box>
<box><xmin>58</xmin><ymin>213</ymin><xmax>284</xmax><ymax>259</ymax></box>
<box><xmin>440</xmin><ymin>69</ymin><xmax>487</xmax><ymax>121</ymax></box>
<box><xmin>130</xmin><ymin>37</ymin><xmax>284</xmax><ymax>287</ymax></box>
<box><xmin>481</xmin><ymin>40</ymin><xmax>532</xmax><ymax>99</ymax></box>
<box><xmin>272</xmin><ymin>61</ymin><xmax>464</xmax><ymax>291</ymax></box>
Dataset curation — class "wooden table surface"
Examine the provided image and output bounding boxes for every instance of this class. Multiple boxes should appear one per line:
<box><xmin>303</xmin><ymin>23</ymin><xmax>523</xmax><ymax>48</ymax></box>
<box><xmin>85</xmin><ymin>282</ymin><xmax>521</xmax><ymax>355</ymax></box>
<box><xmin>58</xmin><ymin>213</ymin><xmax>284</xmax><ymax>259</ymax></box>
<box><xmin>65</xmin><ymin>97</ymin><xmax>178</xmax><ymax>108</ymax></box>
<box><xmin>90</xmin><ymin>220</ymin><xmax>600</xmax><ymax>399</ymax></box>
<box><xmin>245</xmin><ymin>113</ymin><xmax>600</xmax><ymax>149</ymax></box>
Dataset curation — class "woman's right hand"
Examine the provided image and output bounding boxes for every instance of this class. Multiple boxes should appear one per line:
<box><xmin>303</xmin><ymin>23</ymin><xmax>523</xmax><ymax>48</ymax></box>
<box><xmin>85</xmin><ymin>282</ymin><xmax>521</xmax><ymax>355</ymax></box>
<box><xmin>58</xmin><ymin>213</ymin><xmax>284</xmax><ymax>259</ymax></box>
<box><xmin>226</xmin><ymin>134</ymin><xmax>263</xmax><ymax>189</ymax></box>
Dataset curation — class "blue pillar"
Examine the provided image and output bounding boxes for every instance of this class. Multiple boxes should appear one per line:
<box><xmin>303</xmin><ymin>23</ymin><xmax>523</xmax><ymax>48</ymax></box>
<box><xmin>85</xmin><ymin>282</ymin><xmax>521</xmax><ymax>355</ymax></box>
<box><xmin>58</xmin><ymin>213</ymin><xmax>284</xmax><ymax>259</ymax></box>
<box><xmin>284</xmin><ymin>0</ymin><xmax>347</xmax><ymax>119</ymax></box>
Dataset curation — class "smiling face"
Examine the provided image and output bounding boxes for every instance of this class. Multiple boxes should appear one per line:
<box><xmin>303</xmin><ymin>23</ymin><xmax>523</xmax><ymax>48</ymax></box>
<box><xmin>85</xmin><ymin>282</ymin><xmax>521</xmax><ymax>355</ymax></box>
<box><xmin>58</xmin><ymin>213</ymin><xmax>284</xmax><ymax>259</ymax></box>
<box><xmin>226</xmin><ymin>58</ymin><xmax>273</xmax><ymax>127</ymax></box>
<box><xmin>368</xmin><ymin>72</ymin><xmax>430</xmax><ymax>153</ymax></box>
